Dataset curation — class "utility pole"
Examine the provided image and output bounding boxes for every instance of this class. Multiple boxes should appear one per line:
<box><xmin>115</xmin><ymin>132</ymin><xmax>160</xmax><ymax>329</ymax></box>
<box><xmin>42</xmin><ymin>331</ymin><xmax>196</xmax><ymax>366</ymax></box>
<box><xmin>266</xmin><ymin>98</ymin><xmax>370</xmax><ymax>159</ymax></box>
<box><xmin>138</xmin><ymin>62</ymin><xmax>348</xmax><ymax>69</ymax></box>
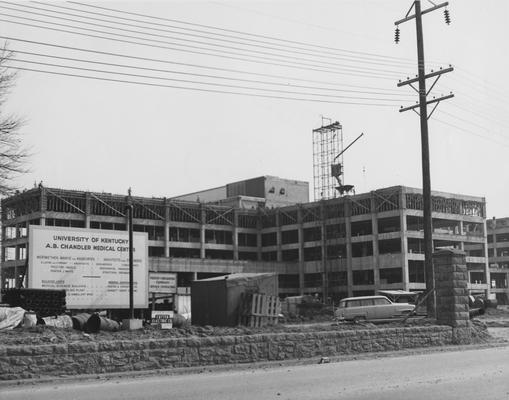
<box><xmin>395</xmin><ymin>1</ymin><xmax>453</xmax><ymax>318</ymax></box>
<box><xmin>126</xmin><ymin>188</ymin><xmax>134</xmax><ymax>320</ymax></box>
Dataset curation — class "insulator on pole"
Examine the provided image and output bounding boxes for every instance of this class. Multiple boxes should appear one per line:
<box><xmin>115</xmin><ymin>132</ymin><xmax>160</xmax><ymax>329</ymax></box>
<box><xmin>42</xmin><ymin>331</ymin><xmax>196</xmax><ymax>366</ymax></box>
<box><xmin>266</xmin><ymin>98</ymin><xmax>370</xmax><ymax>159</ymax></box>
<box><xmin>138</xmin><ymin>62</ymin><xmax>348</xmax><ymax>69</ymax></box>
<box><xmin>444</xmin><ymin>9</ymin><xmax>451</xmax><ymax>25</ymax></box>
<box><xmin>395</xmin><ymin>26</ymin><xmax>400</xmax><ymax>43</ymax></box>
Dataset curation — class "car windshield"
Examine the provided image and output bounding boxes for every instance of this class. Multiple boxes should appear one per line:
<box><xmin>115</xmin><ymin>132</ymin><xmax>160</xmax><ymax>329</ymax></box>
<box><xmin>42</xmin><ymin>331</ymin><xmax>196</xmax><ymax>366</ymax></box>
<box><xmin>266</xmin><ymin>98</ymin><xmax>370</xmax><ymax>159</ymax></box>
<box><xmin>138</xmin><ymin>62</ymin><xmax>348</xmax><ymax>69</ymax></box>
<box><xmin>373</xmin><ymin>298</ymin><xmax>390</xmax><ymax>305</ymax></box>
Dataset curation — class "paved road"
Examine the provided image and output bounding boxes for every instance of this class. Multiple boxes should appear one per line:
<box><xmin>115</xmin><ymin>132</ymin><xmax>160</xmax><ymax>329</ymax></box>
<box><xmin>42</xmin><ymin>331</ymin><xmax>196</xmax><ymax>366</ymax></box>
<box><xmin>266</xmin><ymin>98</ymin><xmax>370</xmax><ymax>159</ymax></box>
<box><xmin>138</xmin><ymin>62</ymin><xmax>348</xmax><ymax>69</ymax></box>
<box><xmin>2</xmin><ymin>346</ymin><xmax>509</xmax><ymax>400</ymax></box>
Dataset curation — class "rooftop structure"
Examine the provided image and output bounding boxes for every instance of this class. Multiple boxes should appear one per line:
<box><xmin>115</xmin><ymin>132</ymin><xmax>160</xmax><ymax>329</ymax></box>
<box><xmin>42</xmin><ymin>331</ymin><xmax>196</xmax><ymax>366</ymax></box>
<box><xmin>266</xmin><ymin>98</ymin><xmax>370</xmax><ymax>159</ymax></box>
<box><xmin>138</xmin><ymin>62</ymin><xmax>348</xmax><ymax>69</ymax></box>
<box><xmin>171</xmin><ymin>176</ymin><xmax>309</xmax><ymax>208</ymax></box>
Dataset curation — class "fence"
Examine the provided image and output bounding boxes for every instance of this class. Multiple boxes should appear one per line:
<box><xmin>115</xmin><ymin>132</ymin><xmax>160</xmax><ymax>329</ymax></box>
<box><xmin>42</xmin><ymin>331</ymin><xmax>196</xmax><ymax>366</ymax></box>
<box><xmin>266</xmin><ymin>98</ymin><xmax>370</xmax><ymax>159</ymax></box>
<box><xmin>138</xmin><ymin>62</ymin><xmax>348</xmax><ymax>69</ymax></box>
<box><xmin>239</xmin><ymin>293</ymin><xmax>280</xmax><ymax>327</ymax></box>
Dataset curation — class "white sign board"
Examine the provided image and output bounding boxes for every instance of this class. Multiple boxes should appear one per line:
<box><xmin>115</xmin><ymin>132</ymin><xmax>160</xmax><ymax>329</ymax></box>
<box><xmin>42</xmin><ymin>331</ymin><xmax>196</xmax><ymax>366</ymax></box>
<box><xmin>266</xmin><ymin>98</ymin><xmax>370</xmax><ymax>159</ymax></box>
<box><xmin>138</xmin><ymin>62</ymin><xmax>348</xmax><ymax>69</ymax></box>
<box><xmin>149</xmin><ymin>272</ymin><xmax>177</xmax><ymax>294</ymax></box>
<box><xmin>151</xmin><ymin>310</ymin><xmax>173</xmax><ymax>329</ymax></box>
<box><xmin>28</xmin><ymin>225</ymin><xmax>148</xmax><ymax>309</ymax></box>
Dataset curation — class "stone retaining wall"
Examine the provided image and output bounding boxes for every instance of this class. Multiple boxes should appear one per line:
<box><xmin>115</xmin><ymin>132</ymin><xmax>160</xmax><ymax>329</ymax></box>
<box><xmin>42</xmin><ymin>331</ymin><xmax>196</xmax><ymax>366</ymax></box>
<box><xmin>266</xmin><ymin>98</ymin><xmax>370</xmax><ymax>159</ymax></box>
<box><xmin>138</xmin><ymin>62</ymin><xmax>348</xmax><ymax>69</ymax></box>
<box><xmin>0</xmin><ymin>326</ymin><xmax>453</xmax><ymax>381</ymax></box>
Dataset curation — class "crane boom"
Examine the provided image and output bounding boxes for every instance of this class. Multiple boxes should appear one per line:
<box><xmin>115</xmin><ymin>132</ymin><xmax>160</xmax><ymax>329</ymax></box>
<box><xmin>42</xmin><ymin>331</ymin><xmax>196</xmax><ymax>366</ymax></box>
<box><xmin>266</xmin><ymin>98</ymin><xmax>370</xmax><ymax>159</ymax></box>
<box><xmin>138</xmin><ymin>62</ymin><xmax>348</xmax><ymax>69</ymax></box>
<box><xmin>334</xmin><ymin>132</ymin><xmax>364</xmax><ymax>161</ymax></box>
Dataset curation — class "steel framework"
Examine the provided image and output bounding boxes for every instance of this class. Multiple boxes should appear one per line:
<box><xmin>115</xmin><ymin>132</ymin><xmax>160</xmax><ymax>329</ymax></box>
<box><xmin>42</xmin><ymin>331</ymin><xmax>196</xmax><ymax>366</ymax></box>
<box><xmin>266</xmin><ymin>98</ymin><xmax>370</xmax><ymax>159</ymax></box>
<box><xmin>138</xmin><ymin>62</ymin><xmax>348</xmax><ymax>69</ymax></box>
<box><xmin>312</xmin><ymin>121</ymin><xmax>342</xmax><ymax>201</ymax></box>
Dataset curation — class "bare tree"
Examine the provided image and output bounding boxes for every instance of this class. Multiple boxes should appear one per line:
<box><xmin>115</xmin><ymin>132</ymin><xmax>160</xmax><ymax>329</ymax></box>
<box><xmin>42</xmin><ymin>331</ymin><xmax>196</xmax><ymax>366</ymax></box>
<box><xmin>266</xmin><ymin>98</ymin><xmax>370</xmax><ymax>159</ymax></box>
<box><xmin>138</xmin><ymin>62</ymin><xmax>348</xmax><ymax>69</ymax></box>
<box><xmin>0</xmin><ymin>45</ymin><xmax>28</xmax><ymax>195</ymax></box>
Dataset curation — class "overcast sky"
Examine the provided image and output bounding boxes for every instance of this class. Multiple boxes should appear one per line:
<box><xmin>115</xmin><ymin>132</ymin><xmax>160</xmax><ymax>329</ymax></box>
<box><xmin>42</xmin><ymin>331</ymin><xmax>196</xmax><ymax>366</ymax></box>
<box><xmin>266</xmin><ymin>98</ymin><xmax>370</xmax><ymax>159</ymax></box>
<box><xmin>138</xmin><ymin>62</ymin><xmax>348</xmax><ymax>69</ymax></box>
<box><xmin>2</xmin><ymin>0</ymin><xmax>508</xmax><ymax>217</ymax></box>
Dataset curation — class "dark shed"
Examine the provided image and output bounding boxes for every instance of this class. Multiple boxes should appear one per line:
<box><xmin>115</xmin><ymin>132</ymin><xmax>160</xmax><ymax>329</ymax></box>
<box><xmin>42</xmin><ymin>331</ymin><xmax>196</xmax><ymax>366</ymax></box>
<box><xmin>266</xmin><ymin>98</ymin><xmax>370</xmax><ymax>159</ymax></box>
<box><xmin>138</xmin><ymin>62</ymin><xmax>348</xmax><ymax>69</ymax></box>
<box><xmin>191</xmin><ymin>273</ymin><xmax>278</xmax><ymax>326</ymax></box>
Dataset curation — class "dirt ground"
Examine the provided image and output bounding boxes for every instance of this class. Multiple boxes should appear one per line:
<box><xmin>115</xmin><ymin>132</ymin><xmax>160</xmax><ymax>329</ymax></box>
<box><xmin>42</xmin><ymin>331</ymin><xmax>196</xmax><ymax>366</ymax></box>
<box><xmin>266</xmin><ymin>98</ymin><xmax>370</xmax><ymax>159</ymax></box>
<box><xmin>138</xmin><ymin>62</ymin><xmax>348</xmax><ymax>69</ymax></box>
<box><xmin>478</xmin><ymin>306</ymin><xmax>509</xmax><ymax>342</ymax></box>
<box><xmin>477</xmin><ymin>305</ymin><xmax>509</xmax><ymax>326</ymax></box>
<box><xmin>0</xmin><ymin>318</ymin><xmax>433</xmax><ymax>347</ymax></box>
<box><xmin>1</xmin><ymin>307</ymin><xmax>507</xmax><ymax>347</ymax></box>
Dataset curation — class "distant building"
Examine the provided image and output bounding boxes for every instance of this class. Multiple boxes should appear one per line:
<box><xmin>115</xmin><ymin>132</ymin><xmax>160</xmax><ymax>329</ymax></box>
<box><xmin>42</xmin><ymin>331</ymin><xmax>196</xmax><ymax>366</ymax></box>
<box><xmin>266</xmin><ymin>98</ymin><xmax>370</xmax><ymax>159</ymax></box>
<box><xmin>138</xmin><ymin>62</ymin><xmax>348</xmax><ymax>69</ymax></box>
<box><xmin>172</xmin><ymin>175</ymin><xmax>309</xmax><ymax>209</ymax></box>
<box><xmin>1</xmin><ymin>181</ymin><xmax>489</xmax><ymax>301</ymax></box>
<box><xmin>487</xmin><ymin>217</ymin><xmax>509</xmax><ymax>304</ymax></box>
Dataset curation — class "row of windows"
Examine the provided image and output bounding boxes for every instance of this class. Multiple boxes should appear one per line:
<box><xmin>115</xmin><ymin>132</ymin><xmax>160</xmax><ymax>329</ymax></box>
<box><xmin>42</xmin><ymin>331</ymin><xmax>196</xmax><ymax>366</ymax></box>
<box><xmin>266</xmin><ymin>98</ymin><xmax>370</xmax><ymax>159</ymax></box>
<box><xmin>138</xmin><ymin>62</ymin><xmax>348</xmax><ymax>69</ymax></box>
<box><xmin>3</xmin><ymin>238</ymin><xmax>488</xmax><ymax>263</ymax></box>
<box><xmin>294</xmin><ymin>265</ymin><xmax>488</xmax><ymax>286</ymax></box>
<box><xmin>488</xmin><ymin>233</ymin><xmax>509</xmax><ymax>243</ymax></box>
<box><xmin>148</xmin><ymin>247</ymin><xmax>259</xmax><ymax>261</ymax></box>
<box><xmin>279</xmin><ymin>270</ymin><xmax>403</xmax><ymax>288</ymax></box>
<box><xmin>488</xmin><ymin>248</ymin><xmax>509</xmax><ymax>257</ymax></box>
<box><xmin>4</xmin><ymin>215</ymin><xmax>486</xmax><ymax>246</ymax></box>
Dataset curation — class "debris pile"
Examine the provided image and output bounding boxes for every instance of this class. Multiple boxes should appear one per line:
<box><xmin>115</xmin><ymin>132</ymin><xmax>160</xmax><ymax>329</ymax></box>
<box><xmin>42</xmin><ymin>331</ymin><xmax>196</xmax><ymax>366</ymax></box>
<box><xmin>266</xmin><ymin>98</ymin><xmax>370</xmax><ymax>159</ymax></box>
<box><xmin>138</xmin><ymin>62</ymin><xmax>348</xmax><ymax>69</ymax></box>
<box><xmin>2</xmin><ymin>288</ymin><xmax>66</xmax><ymax>317</ymax></box>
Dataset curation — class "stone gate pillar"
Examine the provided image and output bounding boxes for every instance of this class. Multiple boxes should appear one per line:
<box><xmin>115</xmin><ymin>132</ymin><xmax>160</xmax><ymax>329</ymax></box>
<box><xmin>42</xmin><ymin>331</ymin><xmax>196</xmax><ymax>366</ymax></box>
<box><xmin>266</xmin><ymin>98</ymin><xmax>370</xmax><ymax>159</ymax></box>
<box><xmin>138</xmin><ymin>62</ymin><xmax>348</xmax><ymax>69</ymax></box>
<box><xmin>433</xmin><ymin>249</ymin><xmax>471</xmax><ymax>343</ymax></box>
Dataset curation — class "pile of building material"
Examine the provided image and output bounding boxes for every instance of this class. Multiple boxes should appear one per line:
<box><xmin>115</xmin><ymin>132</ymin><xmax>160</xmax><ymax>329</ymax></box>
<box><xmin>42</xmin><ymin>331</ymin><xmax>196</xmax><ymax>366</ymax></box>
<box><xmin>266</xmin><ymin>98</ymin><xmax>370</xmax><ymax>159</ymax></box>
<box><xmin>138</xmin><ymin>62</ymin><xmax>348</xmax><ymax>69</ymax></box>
<box><xmin>281</xmin><ymin>295</ymin><xmax>329</xmax><ymax>320</ymax></box>
<box><xmin>1</xmin><ymin>288</ymin><xmax>66</xmax><ymax>317</ymax></box>
<box><xmin>238</xmin><ymin>293</ymin><xmax>280</xmax><ymax>327</ymax></box>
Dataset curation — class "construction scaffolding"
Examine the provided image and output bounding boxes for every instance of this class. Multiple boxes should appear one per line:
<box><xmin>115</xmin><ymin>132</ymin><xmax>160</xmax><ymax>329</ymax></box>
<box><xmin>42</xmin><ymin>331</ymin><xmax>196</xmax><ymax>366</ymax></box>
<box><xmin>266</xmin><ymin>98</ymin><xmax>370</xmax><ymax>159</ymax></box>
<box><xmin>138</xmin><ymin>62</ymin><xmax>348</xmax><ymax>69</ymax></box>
<box><xmin>312</xmin><ymin>121</ymin><xmax>342</xmax><ymax>201</ymax></box>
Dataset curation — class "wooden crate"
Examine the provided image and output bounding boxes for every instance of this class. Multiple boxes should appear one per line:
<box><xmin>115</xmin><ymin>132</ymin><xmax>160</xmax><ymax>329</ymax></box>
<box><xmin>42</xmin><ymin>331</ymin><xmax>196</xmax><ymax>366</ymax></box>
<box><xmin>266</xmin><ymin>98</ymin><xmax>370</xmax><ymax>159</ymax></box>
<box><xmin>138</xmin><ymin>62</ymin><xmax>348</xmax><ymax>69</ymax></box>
<box><xmin>239</xmin><ymin>293</ymin><xmax>280</xmax><ymax>327</ymax></box>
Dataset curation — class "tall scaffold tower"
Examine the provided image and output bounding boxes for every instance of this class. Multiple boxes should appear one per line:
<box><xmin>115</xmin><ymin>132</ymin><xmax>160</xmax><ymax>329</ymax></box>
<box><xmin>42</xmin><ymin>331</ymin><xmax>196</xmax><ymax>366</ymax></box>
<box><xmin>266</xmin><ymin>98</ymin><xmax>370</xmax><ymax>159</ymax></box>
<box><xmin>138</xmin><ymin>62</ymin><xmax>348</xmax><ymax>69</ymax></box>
<box><xmin>312</xmin><ymin>120</ymin><xmax>342</xmax><ymax>201</ymax></box>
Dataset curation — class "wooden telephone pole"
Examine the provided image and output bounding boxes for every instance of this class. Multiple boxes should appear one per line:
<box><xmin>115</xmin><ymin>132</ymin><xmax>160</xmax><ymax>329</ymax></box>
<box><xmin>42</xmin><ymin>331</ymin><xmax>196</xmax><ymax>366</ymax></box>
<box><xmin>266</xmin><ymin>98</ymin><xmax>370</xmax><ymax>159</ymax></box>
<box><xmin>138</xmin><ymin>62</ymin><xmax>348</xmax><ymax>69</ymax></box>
<box><xmin>395</xmin><ymin>1</ymin><xmax>453</xmax><ymax>317</ymax></box>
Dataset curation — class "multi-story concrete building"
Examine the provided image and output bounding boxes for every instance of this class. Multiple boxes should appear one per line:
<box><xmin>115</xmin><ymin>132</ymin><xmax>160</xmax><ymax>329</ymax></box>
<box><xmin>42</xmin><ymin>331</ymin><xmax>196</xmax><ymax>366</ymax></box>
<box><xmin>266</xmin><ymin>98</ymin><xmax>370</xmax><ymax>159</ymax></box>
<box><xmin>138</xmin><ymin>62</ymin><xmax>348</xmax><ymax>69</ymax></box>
<box><xmin>487</xmin><ymin>217</ymin><xmax>509</xmax><ymax>304</ymax></box>
<box><xmin>1</xmin><ymin>181</ymin><xmax>490</xmax><ymax>301</ymax></box>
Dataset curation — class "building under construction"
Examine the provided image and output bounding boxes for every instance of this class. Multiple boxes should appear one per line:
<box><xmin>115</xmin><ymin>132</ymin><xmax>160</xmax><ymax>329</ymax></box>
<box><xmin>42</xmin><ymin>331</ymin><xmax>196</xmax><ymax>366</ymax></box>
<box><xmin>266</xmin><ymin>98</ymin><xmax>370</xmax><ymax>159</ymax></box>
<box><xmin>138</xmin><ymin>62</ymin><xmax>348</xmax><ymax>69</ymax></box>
<box><xmin>1</xmin><ymin>177</ymin><xmax>490</xmax><ymax>301</ymax></box>
<box><xmin>487</xmin><ymin>217</ymin><xmax>509</xmax><ymax>304</ymax></box>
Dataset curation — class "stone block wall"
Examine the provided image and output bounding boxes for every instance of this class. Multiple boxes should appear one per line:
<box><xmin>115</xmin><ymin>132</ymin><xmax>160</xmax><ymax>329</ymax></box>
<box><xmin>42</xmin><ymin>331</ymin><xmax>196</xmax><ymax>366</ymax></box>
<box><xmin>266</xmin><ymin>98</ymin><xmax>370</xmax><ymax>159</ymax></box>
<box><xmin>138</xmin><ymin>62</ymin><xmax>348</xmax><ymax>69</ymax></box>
<box><xmin>0</xmin><ymin>326</ymin><xmax>453</xmax><ymax>381</ymax></box>
<box><xmin>433</xmin><ymin>249</ymin><xmax>470</xmax><ymax>328</ymax></box>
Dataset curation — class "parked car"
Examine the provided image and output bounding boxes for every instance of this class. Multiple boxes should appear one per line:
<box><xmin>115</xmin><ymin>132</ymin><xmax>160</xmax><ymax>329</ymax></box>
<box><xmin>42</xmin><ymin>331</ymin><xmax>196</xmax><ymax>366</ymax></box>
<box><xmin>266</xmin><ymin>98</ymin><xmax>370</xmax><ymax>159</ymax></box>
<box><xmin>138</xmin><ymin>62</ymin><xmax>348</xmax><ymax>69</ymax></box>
<box><xmin>378</xmin><ymin>290</ymin><xmax>426</xmax><ymax>316</ymax></box>
<box><xmin>335</xmin><ymin>295</ymin><xmax>415</xmax><ymax>322</ymax></box>
<box><xmin>377</xmin><ymin>290</ymin><xmax>420</xmax><ymax>304</ymax></box>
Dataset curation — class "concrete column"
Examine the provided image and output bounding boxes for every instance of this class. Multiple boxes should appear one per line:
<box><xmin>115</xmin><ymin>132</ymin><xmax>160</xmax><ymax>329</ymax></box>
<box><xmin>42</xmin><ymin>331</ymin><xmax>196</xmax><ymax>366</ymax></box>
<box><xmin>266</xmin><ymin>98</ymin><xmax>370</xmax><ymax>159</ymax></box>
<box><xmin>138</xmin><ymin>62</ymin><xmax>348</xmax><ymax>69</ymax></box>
<box><xmin>40</xmin><ymin>186</ymin><xmax>47</xmax><ymax>226</ymax></box>
<box><xmin>14</xmin><ymin>265</ymin><xmax>19</xmax><ymax>288</ymax></box>
<box><xmin>0</xmin><ymin>231</ymin><xmax>5</xmax><ymax>285</ymax></box>
<box><xmin>200</xmin><ymin>206</ymin><xmax>206</xmax><ymax>259</ymax></box>
<box><xmin>483</xmin><ymin>219</ymin><xmax>491</xmax><ymax>297</ymax></box>
<box><xmin>345</xmin><ymin>200</ymin><xmax>353</xmax><ymax>297</ymax></box>
<box><xmin>164</xmin><ymin>199</ymin><xmax>170</xmax><ymax>258</ymax></box>
<box><xmin>491</xmin><ymin>218</ymin><xmax>497</xmax><ymax>263</ymax></box>
<box><xmin>400</xmin><ymin>190</ymin><xmax>409</xmax><ymax>290</ymax></box>
<box><xmin>85</xmin><ymin>192</ymin><xmax>91</xmax><ymax>229</ymax></box>
<box><xmin>256</xmin><ymin>210</ymin><xmax>262</xmax><ymax>262</ymax></box>
<box><xmin>276</xmin><ymin>211</ymin><xmax>282</xmax><ymax>262</ymax></box>
<box><xmin>233</xmin><ymin>210</ymin><xmax>239</xmax><ymax>261</ymax></box>
<box><xmin>371</xmin><ymin>194</ymin><xmax>380</xmax><ymax>290</ymax></box>
<box><xmin>458</xmin><ymin>220</ymin><xmax>465</xmax><ymax>251</ymax></box>
<box><xmin>433</xmin><ymin>249</ymin><xmax>470</xmax><ymax>333</ymax></box>
<box><xmin>320</xmin><ymin>202</ymin><xmax>328</xmax><ymax>300</ymax></box>
<box><xmin>297</xmin><ymin>207</ymin><xmax>305</xmax><ymax>295</ymax></box>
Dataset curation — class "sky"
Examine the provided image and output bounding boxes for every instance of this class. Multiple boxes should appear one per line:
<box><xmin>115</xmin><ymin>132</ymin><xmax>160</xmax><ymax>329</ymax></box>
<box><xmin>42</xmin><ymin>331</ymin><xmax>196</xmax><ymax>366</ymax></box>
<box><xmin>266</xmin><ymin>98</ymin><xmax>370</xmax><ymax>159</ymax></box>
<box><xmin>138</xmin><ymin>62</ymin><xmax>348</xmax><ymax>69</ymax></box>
<box><xmin>1</xmin><ymin>0</ymin><xmax>508</xmax><ymax>218</ymax></box>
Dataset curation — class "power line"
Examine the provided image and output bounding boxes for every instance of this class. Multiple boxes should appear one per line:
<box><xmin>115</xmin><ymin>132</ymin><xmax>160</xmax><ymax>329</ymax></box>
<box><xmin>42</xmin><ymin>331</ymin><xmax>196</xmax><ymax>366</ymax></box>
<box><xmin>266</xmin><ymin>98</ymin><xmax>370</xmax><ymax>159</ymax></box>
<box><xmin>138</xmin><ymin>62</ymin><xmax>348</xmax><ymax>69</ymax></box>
<box><xmin>448</xmin><ymin>77</ymin><xmax>509</xmax><ymax>114</ymax></box>
<box><xmin>66</xmin><ymin>0</ymin><xmax>420</xmax><ymax>65</ymax></box>
<box><xmin>7</xmin><ymin>57</ymin><xmax>407</xmax><ymax>102</ymax></box>
<box><xmin>2</xmin><ymin>1</ymin><xmax>418</xmax><ymax>70</ymax></box>
<box><xmin>3</xmin><ymin>64</ymin><xmax>401</xmax><ymax>107</ymax></box>
<box><xmin>0</xmin><ymin>5</ymin><xmax>407</xmax><ymax>76</ymax></box>
<box><xmin>1</xmin><ymin>36</ymin><xmax>407</xmax><ymax>94</ymax></box>
<box><xmin>0</xmin><ymin>16</ymin><xmax>401</xmax><ymax>80</ymax></box>
<box><xmin>441</xmin><ymin>107</ymin><xmax>509</xmax><ymax>141</ymax></box>
<box><xmin>430</xmin><ymin>116</ymin><xmax>509</xmax><ymax>148</ymax></box>
<box><xmin>442</xmin><ymin>85</ymin><xmax>509</xmax><ymax>130</ymax></box>
<box><xmin>454</xmin><ymin>67</ymin><xmax>509</xmax><ymax>101</ymax></box>
<box><xmin>446</xmin><ymin>80</ymin><xmax>509</xmax><ymax>119</ymax></box>
<box><xmin>10</xmin><ymin>48</ymin><xmax>414</xmax><ymax>98</ymax></box>
<box><xmin>450</xmin><ymin>99</ymin><xmax>509</xmax><ymax>129</ymax></box>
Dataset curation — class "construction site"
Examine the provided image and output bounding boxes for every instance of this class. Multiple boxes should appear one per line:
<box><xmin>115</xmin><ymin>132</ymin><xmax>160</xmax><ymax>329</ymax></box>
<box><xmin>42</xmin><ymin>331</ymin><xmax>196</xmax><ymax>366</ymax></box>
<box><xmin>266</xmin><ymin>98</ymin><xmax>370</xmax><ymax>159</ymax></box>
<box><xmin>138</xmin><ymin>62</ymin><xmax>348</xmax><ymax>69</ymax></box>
<box><xmin>0</xmin><ymin>119</ymin><xmax>506</xmax><ymax>385</ymax></box>
<box><xmin>0</xmin><ymin>122</ymin><xmax>491</xmax><ymax>304</ymax></box>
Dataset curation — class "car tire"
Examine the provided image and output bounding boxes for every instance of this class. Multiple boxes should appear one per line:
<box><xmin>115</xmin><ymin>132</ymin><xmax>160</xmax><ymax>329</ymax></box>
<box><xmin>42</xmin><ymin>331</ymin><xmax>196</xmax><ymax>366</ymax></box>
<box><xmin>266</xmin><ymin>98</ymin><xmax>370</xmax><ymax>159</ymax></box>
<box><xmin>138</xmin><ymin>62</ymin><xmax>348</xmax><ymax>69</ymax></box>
<box><xmin>352</xmin><ymin>316</ymin><xmax>366</xmax><ymax>323</ymax></box>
